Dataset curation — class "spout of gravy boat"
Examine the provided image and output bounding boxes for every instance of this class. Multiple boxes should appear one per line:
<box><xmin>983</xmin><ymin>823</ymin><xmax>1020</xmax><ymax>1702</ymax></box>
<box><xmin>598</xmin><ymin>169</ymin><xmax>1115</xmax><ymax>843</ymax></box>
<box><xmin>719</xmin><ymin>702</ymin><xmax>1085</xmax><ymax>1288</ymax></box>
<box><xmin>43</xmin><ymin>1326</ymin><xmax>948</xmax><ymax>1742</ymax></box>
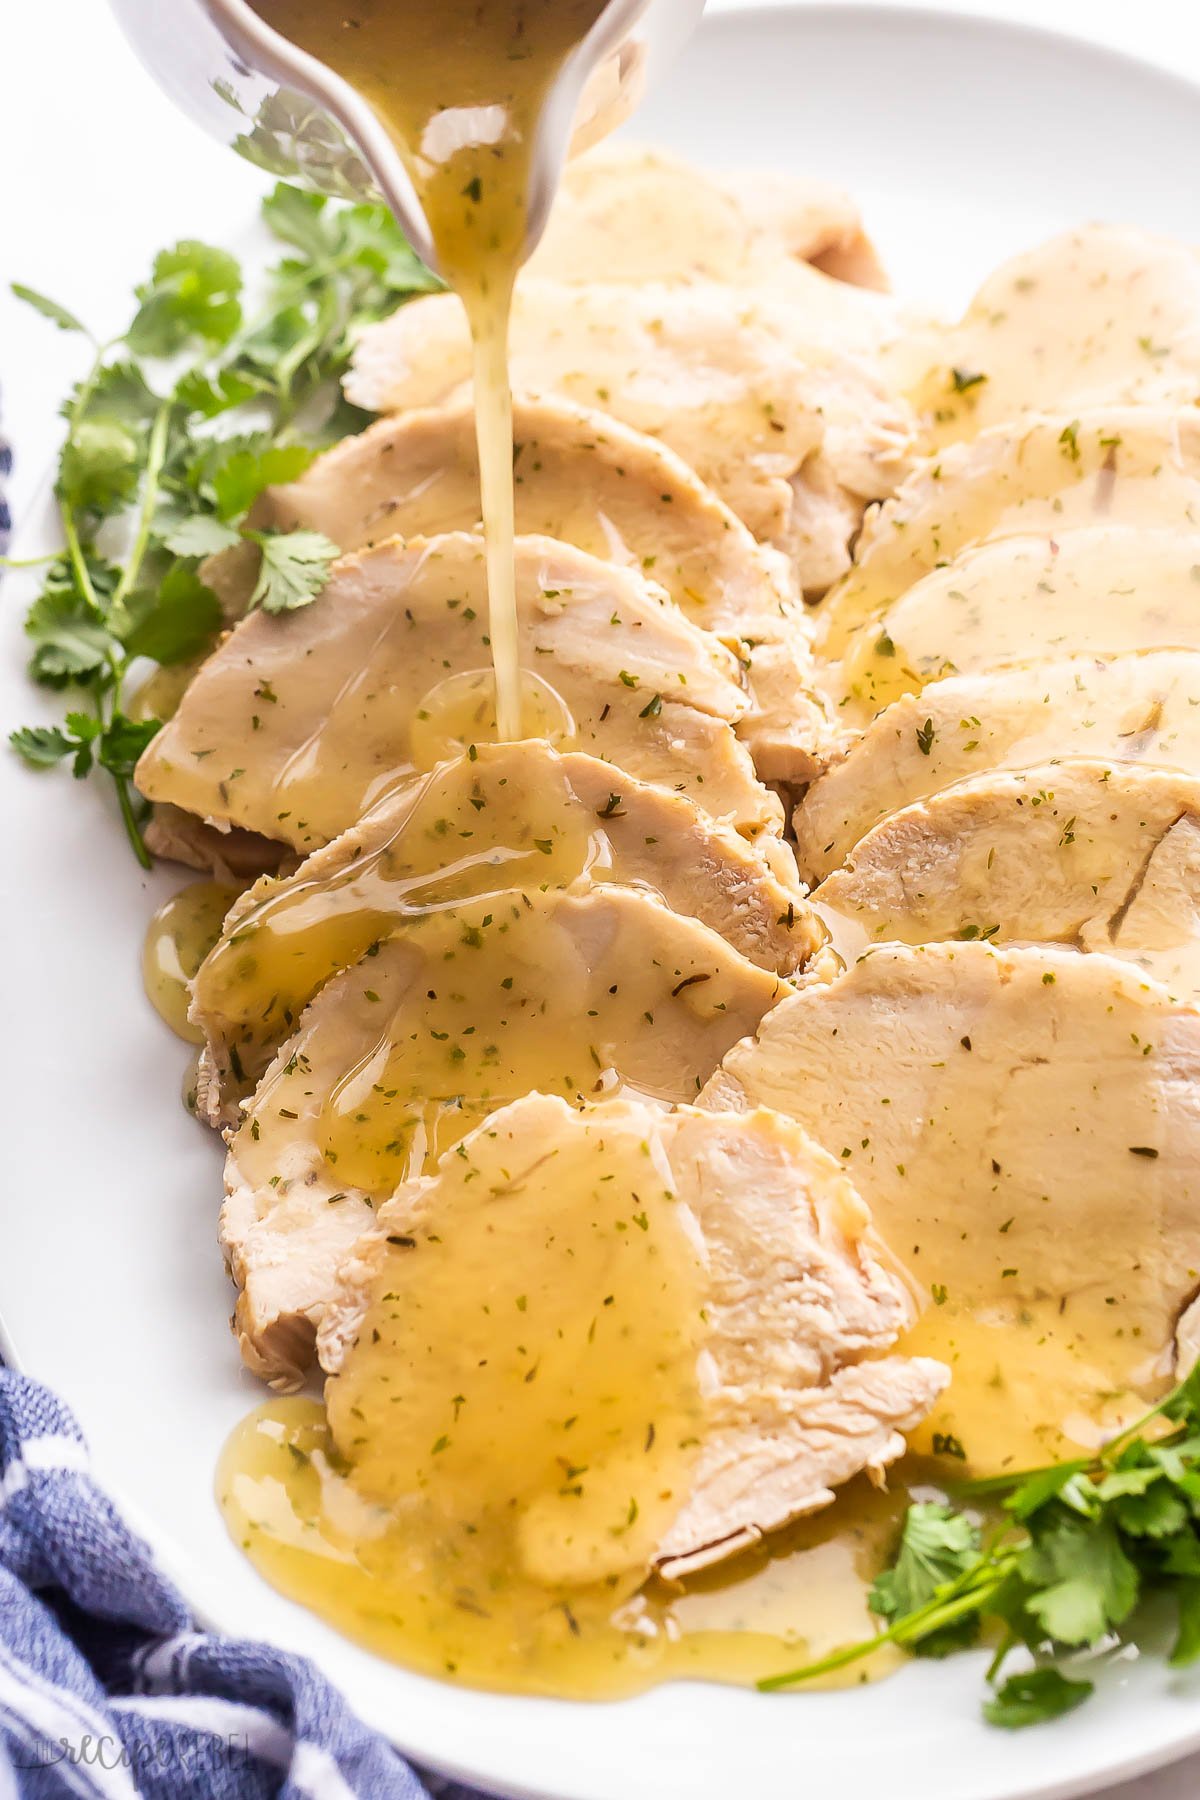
<box><xmin>107</xmin><ymin>0</ymin><xmax>707</xmax><ymax>275</ymax></box>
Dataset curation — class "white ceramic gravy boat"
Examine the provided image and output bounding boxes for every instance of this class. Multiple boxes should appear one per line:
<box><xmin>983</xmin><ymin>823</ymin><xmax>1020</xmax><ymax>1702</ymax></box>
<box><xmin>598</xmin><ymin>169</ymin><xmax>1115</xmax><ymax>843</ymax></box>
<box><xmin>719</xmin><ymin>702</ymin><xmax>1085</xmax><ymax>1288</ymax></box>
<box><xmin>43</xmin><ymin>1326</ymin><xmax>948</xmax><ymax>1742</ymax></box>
<box><xmin>108</xmin><ymin>0</ymin><xmax>707</xmax><ymax>272</ymax></box>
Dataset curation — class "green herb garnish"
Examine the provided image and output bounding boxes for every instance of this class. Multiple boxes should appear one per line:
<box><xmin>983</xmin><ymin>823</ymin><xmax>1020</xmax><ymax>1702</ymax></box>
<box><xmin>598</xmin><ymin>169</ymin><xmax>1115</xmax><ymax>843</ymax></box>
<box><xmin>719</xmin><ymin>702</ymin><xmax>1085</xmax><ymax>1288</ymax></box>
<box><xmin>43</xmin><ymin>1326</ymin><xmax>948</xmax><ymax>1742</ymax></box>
<box><xmin>950</xmin><ymin>367</ymin><xmax>988</xmax><ymax>394</ymax></box>
<box><xmin>760</xmin><ymin>1364</ymin><xmax>1200</xmax><ymax>1726</ymax></box>
<box><xmin>7</xmin><ymin>183</ymin><xmax>438</xmax><ymax>863</ymax></box>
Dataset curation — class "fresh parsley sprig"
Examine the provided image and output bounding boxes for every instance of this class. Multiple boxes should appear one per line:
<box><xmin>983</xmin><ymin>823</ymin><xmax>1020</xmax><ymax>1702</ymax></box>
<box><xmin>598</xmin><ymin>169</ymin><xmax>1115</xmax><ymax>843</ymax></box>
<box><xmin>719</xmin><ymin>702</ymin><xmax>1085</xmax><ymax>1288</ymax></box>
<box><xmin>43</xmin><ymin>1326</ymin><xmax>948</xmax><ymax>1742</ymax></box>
<box><xmin>8</xmin><ymin>184</ymin><xmax>439</xmax><ymax>865</ymax></box>
<box><xmin>760</xmin><ymin>1364</ymin><xmax>1200</xmax><ymax>1726</ymax></box>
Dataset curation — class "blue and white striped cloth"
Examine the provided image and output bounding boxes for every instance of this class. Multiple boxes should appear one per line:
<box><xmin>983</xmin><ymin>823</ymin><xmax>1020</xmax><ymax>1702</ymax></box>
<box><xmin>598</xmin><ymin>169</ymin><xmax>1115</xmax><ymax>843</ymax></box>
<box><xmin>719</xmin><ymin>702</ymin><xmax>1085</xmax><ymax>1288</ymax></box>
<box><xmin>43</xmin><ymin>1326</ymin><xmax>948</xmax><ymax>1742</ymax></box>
<box><xmin>0</xmin><ymin>1370</ymin><xmax>484</xmax><ymax>1800</ymax></box>
<box><xmin>1</xmin><ymin>430</ymin><xmax>11</xmax><ymax>557</ymax></box>
<box><xmin>0</xmin><ymin>435</ymin><xmax>11</xmax><ymax>552</ymax></box>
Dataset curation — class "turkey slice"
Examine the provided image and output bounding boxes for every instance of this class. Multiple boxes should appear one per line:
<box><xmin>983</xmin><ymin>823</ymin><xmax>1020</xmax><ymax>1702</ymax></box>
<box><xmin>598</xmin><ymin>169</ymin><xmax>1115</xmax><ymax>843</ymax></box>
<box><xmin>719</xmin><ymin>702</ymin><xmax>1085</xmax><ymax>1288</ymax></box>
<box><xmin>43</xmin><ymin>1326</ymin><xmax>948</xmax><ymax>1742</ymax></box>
<box><xmin>221</xmin><ymin>886</ymin><xmax>788</xmax><ymax>1387</ymax></box>
<box><xmin>702</xmin><ymin>941</ymin><xmax>1200</xmax><ymax>1473</ymax></box>
<box><xmin>135</xmin><ymin>532</ymin><xmax>782</xmax><ymax>853</ymax></box>
<box><xmin>317</xmin><ymin>1093</ymin><xmax>946</xmax><ymax>1583</ymax></box>
<box><xmin>193</xmin><ymin>737</ymin><xmax>820</xmax><ymax>1121</ymax></box>
<box><xmin>346</xmin><ymin>278</ymin><xmax>914</xmax><ymax>591</ymax></box>
<box><xmin>797</xmin><ymin>650</ymin><xmax>1200</xmax><ymax>879</ymax></box>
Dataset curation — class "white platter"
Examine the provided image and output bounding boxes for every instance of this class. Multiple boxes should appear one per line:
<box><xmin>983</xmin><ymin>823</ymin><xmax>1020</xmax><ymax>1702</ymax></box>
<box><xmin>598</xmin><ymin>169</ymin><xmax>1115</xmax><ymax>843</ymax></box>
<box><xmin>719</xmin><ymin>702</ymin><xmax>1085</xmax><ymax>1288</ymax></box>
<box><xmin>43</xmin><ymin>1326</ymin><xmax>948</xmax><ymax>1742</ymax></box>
<box><xmin>6</xmin><ymin>6</ymin><xmax>1200</xmax><ymax>1798</ymax></box>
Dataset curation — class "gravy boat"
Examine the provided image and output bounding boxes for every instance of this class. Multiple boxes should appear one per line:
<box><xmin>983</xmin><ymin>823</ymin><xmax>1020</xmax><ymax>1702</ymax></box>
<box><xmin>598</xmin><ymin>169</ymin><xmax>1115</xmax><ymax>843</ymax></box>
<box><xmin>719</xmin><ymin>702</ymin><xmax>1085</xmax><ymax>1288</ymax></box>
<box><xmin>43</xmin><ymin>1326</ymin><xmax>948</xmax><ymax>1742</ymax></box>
<box><xmin>107</xmin><ymin>0</ymin><xmax>707</xmax><ymax>272</ymax></box>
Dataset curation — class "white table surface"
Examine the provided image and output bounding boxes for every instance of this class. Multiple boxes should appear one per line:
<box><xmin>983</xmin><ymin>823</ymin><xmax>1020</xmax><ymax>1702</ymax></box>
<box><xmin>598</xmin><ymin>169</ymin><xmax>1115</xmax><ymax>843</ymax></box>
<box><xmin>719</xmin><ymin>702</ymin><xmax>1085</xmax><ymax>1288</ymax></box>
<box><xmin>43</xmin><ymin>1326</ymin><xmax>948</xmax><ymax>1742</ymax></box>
<box><xmin>3</xmin><ymin>3</ymin><xmax>1200</xmax><ymax>1795</ymax></box>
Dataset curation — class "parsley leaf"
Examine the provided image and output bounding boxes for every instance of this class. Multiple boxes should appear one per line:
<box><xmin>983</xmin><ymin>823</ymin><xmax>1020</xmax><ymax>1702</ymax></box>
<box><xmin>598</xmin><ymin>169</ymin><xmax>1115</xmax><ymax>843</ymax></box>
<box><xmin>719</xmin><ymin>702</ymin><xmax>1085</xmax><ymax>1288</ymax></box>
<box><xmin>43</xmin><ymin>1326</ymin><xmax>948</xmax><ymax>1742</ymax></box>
<box><xmin>1171</xmin><ymin>1580</ymin><xmax>1200</xmax><ymax>1667</ymax></box>
<box><xmin>983</xmin><ymin>1669</ymin><xmax>1094</xmax><ymax>1730</ymax></box>
<box><xmin>127</xmin><ymin>241</ymin><xmax>243</xmax><ymax>355</ymax></box>
<box><xmin>94</xmin><ymin>713</ymin><xmax>161</xmax><ymax>779</ymax></box>
<box><xmin>1004</xmin><ymin>1462</ymin><xmax>1091</xmax><ymax>1520</ymax></box>
<box><xmin>181</xmin><ymin>431</ymin><xmax>313</xmax><ymax>519</ymax></box>
<box><xmin>260</xmin><ymin>183</ymin><xmax>338</xmax><ymax>261</ymax></box>
<box><xmin>10</xmin><ymin>725</ymin><xmax>76</xmax><ymax>767</ymax></box>
<box><xmin>11</xmin><ymin>283</ymin><xmax>89</xmax><ymax>335</ymax></box>
<box><xmin>335</xmin><ymin>201</ymin><xmax>440</xmax><ymax>293</ymax></box>
<box><xmin>24</xmin><ymin>556</ymin><xmax>120</xmax><ymax>687</ymax></box>
<box><xmin>871</xmin><ymin>1503</ymin><xmax>980</xmax><ymax>1622</ymax></box>
<box><xmin>210</xmin><ymin>442</ymin><xmax>315</xmax><ymax>521</ymax></box>
<box><xmin>161</xmin><ymin>515</ymin><xmax>243</xmax><ymax>558</ymax></box>
<box><xmin>77</xmin><ymin>361</ymin><xmax>161</xmax><ymax>432</ymax></box>
<box><xmin>1161</xmin><ymin>1361</ymin><xmax>1200</xmax><ymax>1424</ymax></box>
<box><xmin>1112</xmin><ymin>1483</ymin><xmax>1189</xmax><ymax>1541</ymax></box>
<box><xmin>870</xmin><ymin>1502</ymin><xmax>983</xmax><ymax>1657</ymax></box>
<box><xmin>117</xmin><ymin>564</ymin><xmax>223</xmax><ymax>665</ymax></box>
<box><xmin>26</xmin><ymin>602</ymin><xmax>114</xmax><ymax>687</ymax></box>
<box><xmin>58</xmin><ymin>419</ymin><xmax>143</xmax><ymax>517</ymax></box>
<box><xmin>1021</xmin><ymin>1515</ymin><xmax>1138</xmax><ymax>1645</ymax></box>
<box><xmin>173</xmin><ymin>365</ymin><xmax>261</xmax><ymax>419</ymax></box>
<box><xmin>60</xmin><ymin>711</ymin><xmax>103</xmax><ymax>778</ymax></box>
<box><xmin>248</xmin><ymin>529</ymin><xmax>339</xmax><ymax>613</ymax></box>
<box><xmin>27</xmin><ymin>711</ymin><xmax>160</xmax><ymax>783</ymax></box>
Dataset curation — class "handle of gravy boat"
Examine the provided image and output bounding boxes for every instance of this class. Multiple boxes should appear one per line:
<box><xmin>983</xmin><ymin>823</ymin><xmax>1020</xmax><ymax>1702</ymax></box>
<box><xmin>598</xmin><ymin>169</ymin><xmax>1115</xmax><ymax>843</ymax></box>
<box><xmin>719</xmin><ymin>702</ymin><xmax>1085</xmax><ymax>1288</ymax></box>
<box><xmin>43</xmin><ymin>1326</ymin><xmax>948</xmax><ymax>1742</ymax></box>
<box><xmin>106</xmin><ymin>0</ymin><xmax>708</xmax><ymax>275</ymax></box>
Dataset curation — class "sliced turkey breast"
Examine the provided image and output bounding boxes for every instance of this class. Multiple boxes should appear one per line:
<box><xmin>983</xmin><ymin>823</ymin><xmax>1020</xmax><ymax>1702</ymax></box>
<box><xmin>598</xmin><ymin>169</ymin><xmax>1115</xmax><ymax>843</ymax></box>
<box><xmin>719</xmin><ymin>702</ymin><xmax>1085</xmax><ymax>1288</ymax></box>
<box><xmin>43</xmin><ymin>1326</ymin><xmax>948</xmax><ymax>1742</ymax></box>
<box><xmin>703</xmin><ymin>941</ymin><xmax>1200</xmax><ymax>1472</ymax></box>
<box><xmin>221</xmin><ymin>886</ymin><xmax>788</xmax><ymax>1387</ymax></box>
<box><xmin>815</xmin><ymin>408</ymin><xmax>1200</xmax><ymax>719</ymax></box>
<box><xmin>221</xmin><ymin>398</ymin><xmax>829</xmax><ymax>780</ymax></box>
<box><xmin>719</xmin><ymin>167</ymin><xmax>890</xmax><ymax>291</ymax></box>
<box><xmin>1081</xmin><ymin>812</ymin><xmax>1200</xmax><ymax>1002</ymax></box>
<box><xmin>835</xmin><ymin>526</ymin><xmax>1200</xmax><ymax>720</ymax></box>
<box><xmin>142</xmin><ymin>802</ymin><xmax>296</xmax><ymax>881</ymax></box>
<box><xmin>135</xmin><ymin>532</ymin><xmax>782</xmax><ymax>855</ymax></box>
<box><xmin>901</xmin><ymin>226</ymin><xmax>1200</xmax><ymax>448</ymax></box>
<box><xmin>252</xmin><ymin>400</ymin><xmax>792</xmax><ymax>634</ymax></box>
<box><xmin>797</xmin><ymin>651</ymin><xmax>1200</xmax><ymax>880</ymax></box>
<box><xmin>815</xmin><ymin>761</ymin><xmax>1200</xmax><ymax>984</ymax></box>
<box><xmin>192</xmin><ymin>738</ymin><xmax>820</xmax><ymax>1121</ymax></box>
<box><xmin>317</xmin><ymin>1093</ymin><xmax>947</xmax><ymax>1582</ymax></box>
<box><xmin>345</xmin><ymin>279</ymin><xmax>914</xmax><ymax>590</ymax></box>
<box><xmin>530</xmin><ymin>143</ymin><xmax>892</xmax><ymax>294</ymax></box>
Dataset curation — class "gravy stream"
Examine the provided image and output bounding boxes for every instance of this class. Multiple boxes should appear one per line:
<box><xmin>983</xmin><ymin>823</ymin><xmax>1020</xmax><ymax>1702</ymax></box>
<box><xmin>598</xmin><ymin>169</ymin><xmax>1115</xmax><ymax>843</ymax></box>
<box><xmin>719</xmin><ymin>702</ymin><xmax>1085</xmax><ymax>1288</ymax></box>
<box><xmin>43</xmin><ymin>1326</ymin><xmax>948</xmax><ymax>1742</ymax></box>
<box><xmin>249</xmin><ymin>0</ymin><xmax>610</xmax><ymax>737</ymax></box>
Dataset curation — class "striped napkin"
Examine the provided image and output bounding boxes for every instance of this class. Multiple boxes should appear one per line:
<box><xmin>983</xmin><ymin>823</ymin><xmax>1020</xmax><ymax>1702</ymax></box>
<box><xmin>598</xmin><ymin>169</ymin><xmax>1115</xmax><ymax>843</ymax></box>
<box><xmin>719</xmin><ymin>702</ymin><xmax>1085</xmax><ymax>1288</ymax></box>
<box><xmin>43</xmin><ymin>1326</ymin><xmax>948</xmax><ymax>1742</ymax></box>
<box><xmin>1</xmin><ymin>431</ymin><xmax>10</xmax><ymax>553</ymax></box>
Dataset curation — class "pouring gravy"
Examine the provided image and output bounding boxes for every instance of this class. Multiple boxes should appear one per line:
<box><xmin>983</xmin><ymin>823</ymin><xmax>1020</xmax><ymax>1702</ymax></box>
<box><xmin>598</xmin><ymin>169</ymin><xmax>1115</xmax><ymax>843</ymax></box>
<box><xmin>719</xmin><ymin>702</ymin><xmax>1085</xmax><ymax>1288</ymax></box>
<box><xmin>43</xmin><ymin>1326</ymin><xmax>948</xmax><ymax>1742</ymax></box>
<box><xmin>249</xmin><ymin>0</ymin><xmax>610</xmax><ymax>737</ymax></box>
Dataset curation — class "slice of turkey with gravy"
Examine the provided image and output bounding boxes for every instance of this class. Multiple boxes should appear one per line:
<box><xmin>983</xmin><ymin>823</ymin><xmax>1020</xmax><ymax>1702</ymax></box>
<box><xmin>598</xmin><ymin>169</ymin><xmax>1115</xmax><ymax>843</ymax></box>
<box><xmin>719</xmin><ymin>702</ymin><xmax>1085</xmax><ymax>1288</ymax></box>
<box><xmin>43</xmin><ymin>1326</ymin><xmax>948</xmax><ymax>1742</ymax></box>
<box><xmin>530</xmin><ymin>143</ymin><xmax>892</xmax><ymax>293</ymax></box>
<box><xmin>346</xmin><ymin>278</ymin><xmax>915</xmax><ymax>592</ymax></box>
<box><xmin>221</xmin><ymin>886</ymin><xmax>788</xmax><ymax>1387</ymax></box>
<box><xmin>702</xmin><ymin>941</ymin><xmax>1200</xmax><ymax>1474</ymax></box>
<box><xmin>814</xmin><ymin>759</ymin><xmax>1200</xmax><ymax>995</ymax></box>
<box><xmin>897</xmin><ymin>226</ymin><xmax>1200</xmax><ymax>449</ymax></box>
<box><xmin>796</xmin><ymin>651</ymin><xmax>1200</xmax><ymax>880</ymax></box>
<box><xmin>212</xmin><ymin>397</ymin><xmax>831</xmax><ymax>781</ymax></box>
<box><xmin>317</xmin><ymin>1093</ymin><xmax>947</xmax><ymax>1585</ymax></box>
<box><xmin>136</xmin><ymin>532</ymin><xmax>783</xmax><ymax>858</ymax></box>
<box><xmin>192</xmin><ymin>737</ymin><xmax>822</xmax><ymax>1123</ymax></box>
<box><xmin>814</xmin><ymin>408</ymin><xmax>1200</xmax><ymax>726</ymax></box>
<box><xmin>833</xmin><ymin>526</ymin><xmax>1200</xmax><ymax>723</ymax></box>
